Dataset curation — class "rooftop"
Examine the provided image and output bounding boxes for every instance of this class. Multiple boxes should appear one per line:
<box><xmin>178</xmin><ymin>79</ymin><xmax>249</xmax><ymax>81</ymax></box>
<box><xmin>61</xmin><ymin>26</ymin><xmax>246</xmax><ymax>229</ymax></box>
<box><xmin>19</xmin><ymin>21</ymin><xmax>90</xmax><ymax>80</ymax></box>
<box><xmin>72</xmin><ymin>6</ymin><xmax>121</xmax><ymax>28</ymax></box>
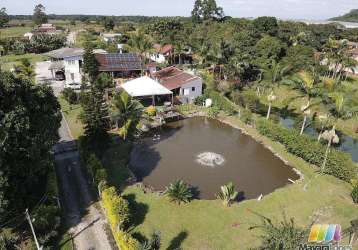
<box><xmin>96</xmin><ymin>53</ymin><xmax>142</xmax><ymax>72</ymax></box>
<box><xmin>46</xmin><ymin>47</ymin><xmax>84</xmax><ymax>59</ymax></box>
<box><xmin>121</xmin><ymin>76</ymin><xmax>172</xmax><ymax>97</ymax></box>
<box><xmin>153</xmin><ymin>66</ymin><xmax>200</xmax><ymax>90</ymax></box>
<box><xmin>153</xmin><ymin>44</ymin><xmax>173</xmax><ymax>55</ymax></box>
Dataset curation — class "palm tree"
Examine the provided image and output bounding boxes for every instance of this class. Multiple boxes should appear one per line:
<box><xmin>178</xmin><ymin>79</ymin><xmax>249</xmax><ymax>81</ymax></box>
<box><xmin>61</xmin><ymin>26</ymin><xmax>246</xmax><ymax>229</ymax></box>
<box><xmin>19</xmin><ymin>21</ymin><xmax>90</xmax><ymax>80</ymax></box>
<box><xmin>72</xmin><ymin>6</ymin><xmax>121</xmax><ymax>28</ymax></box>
<box><xmin>126</xmin><ymin>32</ymin><xmax>153</xmax><ymax>75</ymax></box>
<box><xmin>164</xmin><ymin>180</ymin><xmax>193</xmax><ymax>204</ymax></box>
<box><xmin>266</xmin><ymin>92</ymin><xmax>277</xmax><ymax>120</ymax></box>
<box><xmin>286</xmin><ymin>69</ymin><xmax>318</xmax><ymax>134</ymax></box>
<box><xmin>263</xmin><ymin>61</ymin><xmax>290</xmax><ymax>120</ymax></box>
<box><xmin>140</xmin><ymin>231</ymin><xmax>161</xmax><ymax>250</ymax></box>
<box><xmin>320</xmin><ymin>128</ymin><xmax>340</xmax><ymax>173</ymax></box>
<box><xmin>14</xmin><ymin>58</ymin><xmax>35</xmax><ymax>81</ymax></box>
<box><xmin>110</xmin><ymin>91</ymin><xmax>143</xmax><ymax>140</ymax></box>
<box><xmin>249</xmin><ymin>212</ymin><xmax>309</xmax><ymax>249</ymax></box>
<box><xmin>216</xmin><ymin>182</ymin><xmax>238</xmax><ymax>207</ymax></box>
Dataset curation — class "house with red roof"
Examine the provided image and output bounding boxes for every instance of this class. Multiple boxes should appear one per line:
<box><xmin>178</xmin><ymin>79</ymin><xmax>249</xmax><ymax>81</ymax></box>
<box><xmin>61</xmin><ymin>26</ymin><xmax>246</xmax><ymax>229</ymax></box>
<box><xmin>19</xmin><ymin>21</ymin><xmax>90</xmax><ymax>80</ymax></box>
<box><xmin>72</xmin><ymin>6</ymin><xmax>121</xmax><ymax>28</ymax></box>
<box><xmin>153</xmin><ymin>66</ymin><xmax>202</xmax><ymax>103</ymax></box>
<box><xmin>150</xmin><ymin>44</ymin><xmax>173</xmax><ymax>63</ymax></box>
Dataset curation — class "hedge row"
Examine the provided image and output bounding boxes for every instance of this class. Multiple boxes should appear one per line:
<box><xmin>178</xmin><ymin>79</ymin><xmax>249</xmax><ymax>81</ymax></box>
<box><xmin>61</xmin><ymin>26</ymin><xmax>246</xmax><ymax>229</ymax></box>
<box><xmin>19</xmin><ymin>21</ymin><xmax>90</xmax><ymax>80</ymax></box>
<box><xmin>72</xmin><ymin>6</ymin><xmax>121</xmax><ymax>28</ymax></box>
<box><xmin>102</xmin><ymin>187</ymin><xmax>140</xmax><ymax>250</ymax></box>
<box><xmin>78</xmin><ymin>138</ymin><xmax>139</xmax><ymax>250</ymax></box>
<box><xmin>256</xmin><ymin>119</ymin><xmax>356</xmax><ymax>182</ymax></box>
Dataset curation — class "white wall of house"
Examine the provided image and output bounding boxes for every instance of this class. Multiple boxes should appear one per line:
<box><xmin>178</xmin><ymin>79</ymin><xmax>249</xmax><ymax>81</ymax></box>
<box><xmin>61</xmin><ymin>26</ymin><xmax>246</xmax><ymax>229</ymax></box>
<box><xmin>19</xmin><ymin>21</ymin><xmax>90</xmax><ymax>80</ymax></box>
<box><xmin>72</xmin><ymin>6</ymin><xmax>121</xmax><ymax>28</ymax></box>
<box><xmin>179</xmin><ymin>78</ymin><xmax>203</xmax><ymax>103</ymax></box>
<box><xmin>150</xmin><ymin>53</ymin><xmax>166</xmax><ymax>64</ymax></box>
<box><xmin>64</xmin><ymin>55</ymin><xmax>82</xmax><ymax>84</ymax></box>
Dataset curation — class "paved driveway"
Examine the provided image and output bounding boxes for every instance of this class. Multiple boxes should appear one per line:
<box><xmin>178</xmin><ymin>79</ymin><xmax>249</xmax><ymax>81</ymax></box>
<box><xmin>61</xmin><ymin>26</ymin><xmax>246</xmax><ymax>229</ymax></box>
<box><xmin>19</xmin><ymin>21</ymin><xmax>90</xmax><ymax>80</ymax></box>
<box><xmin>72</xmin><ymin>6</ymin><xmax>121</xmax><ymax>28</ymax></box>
<box><xmin>35</xmin><ymin>61</ymin><xmax>64</xmax><ymax>95</ymax></box>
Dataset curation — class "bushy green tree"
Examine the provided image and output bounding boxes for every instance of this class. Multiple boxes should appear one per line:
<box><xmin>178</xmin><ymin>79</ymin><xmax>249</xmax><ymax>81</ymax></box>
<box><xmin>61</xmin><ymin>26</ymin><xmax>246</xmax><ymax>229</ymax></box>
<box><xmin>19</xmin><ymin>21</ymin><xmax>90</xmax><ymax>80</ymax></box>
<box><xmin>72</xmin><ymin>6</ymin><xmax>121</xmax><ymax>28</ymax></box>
<box><xmin>255</xmin><ymin>35</ymin><xmax>286</xmax><ymax>67</ymax></box>
<box><xmin>29</xmin><ymin>34</ymin><xmax>66</xmax><ymax>53</ymax></box>
<box><xmin>0</xmin><ymin>71</ymin><xmax>61</xmax><ymax>215</ymax></box>
<box><xmin>0</xmin><ymin>7</ymin><xmax>9</xmax><ymax>27</ymax></box>
<box><xmin>33</xmin><ymin>4</ymin><xmax>48</xmax><ymax>25</ymax></box>
<box><xmin>191</xmin><ymin>0</ymin><xmax>224</xmax><ymax>22</ymax></box>
<box><xmin>103</xmin><ymin>17</ymin><xmax>115</xmax><ymax>31</ymax></box>
<box><xmin>282</xmin><ymin>45</ymin><xmax>315</xmax><ymax>72</ymax></box>
<box><xmin>253</xmin><ymin>16</ymin><xmax>279</xmax><ymax>36</ymax></box>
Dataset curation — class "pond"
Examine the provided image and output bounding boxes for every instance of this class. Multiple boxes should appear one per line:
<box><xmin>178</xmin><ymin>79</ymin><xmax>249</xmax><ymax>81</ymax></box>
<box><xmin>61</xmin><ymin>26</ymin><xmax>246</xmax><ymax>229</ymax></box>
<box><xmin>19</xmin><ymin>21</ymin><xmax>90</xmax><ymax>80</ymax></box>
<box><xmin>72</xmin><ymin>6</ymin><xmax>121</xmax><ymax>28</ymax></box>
<box><xmin>130</xmin><ymin>117</ymin><xmax>299</xmax><ymax>200</ymax></box>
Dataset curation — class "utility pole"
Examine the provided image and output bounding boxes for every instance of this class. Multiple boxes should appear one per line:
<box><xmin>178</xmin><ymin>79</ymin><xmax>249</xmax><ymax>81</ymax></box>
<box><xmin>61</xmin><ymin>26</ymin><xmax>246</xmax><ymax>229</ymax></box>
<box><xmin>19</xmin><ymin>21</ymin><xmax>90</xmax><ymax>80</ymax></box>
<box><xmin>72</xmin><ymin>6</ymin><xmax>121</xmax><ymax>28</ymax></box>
<box><xmin>25</xmin><ymin>209</ymin><xmax>42</xmax><ymax>250</ymax></box>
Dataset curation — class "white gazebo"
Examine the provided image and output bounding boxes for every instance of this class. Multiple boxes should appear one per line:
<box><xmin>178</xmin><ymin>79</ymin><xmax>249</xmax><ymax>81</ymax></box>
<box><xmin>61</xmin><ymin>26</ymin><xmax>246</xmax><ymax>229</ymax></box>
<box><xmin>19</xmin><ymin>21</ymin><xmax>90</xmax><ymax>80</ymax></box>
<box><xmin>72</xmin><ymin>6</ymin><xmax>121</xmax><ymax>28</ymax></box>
<box><xmin>121</xmin><ymin>76</ymin><xmax>173</xmax><ymax>106</ymax></box>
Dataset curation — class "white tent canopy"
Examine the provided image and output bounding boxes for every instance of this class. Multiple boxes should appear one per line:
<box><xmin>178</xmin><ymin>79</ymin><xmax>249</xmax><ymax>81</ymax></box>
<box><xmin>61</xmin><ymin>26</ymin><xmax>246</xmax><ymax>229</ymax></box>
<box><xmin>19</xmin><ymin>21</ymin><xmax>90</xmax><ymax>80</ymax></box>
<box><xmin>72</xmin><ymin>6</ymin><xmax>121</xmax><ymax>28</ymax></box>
<box><xmin>121</xmin><ymin>76</ymin><xmax>172</xmax><ymax>97</ymax></box>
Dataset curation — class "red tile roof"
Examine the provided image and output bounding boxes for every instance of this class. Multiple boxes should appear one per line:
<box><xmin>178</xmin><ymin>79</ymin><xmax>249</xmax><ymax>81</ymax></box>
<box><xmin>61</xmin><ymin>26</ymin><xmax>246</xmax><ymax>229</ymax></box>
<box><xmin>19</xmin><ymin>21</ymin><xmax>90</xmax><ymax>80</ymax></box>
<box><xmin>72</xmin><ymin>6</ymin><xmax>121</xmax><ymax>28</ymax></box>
<box><xmin>153</xmin><ymin>66</ymin><xmax>200</xmax><ymax>90</ymax></box>
<box><xmin>153</xmin><ymin>44</ymin><xmax>173</xmax><ymax>55</ymax></box>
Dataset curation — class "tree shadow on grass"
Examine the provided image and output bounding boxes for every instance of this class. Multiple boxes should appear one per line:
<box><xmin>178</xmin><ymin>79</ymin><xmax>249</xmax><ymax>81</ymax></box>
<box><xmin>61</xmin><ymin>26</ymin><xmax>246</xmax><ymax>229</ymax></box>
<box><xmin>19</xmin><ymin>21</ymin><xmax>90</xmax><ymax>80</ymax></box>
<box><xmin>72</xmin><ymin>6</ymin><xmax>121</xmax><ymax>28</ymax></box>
<box><xmin>166</xmin><ymin>231</ymin><xmax>188</xmax><ymax>250</ymax></box>
<box><xmin>123</xmin><ymin>193</ymin><xmax>149</xmax><ymax>229</ymax></box>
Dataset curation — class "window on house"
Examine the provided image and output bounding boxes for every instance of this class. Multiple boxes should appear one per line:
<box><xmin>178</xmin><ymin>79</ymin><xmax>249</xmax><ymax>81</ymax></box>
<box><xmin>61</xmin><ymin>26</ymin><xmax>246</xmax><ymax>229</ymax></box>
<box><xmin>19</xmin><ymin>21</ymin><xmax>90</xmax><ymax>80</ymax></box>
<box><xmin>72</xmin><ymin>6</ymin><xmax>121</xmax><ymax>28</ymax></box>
<box><xmin>71</xmin><ymin>73</ymin><xmax>75</xmax><ymax>81</ymax></box>
<box><xmin>192</xmin><ymin>87</ymin><xmax>196</xmax><ymax>92</ymax></box>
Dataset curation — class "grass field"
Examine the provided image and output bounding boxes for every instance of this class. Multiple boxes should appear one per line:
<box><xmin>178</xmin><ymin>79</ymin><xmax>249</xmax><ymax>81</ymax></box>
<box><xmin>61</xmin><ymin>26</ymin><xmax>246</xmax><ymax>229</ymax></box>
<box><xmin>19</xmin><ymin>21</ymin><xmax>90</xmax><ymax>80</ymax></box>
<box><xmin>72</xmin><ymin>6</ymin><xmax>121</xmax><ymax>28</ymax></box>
<box><xmin>0</xmin><ymin>26</ymin><xmax>32</xmax><ymax>38</ymax></box>
<box><xmin>58</xmin><ymin>98</ymin><xmax>357</xmax><ymax>249</ymax></box>
<box><xmin>0</xmin><ymin>53</ymin><xmax>47</xmax><ymax>71</ymax></box>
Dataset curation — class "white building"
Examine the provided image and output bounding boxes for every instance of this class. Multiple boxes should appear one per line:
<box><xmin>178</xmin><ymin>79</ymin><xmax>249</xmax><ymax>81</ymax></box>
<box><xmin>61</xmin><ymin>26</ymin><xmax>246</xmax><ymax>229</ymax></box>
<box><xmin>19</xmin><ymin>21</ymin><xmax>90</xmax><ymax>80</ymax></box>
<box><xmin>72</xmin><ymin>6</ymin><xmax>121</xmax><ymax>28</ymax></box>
<box><xmin>153</xmin><ymin>66</ymin><xmax>202</xmax><ymax>104</ymax></box>
<box><xmin>150</xmin><ymin>44</ymin><xmax>173</xmax><ymax>64</ymax></box>
<box><xmin>46</xmin><ymin>48</ymin><xmax>107</xmax><ymax>87</ymax></box>
<box><xmin>102</xmin><ymin>33</ymin><xmax>122</xmax><ymax>43</ymax></box>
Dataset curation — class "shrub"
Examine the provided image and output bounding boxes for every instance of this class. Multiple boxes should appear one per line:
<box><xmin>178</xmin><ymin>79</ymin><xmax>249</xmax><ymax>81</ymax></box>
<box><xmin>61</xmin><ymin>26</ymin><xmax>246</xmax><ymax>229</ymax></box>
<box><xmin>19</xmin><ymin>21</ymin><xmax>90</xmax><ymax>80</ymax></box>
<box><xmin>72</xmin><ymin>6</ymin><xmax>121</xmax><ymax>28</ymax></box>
<box><xmin>165</xmin><ymin>180</ymin><xmax>193</xmax><ymax>204</ymax></box>
<box><xmin>239</xmin><ymin>109</ymin><xmax>253</xmax><ymax>125</ymax></box>
<box><xmin>352</xmin><ymin>184</ymin><xmax>358</xmax><ymax>204</ymax></box>
<box><xmin>102</xmin><ymin>187</ymin><xmax>139</xmax><ymax>250</ymax></box>
<box><xmin>231</xmin><ymin>90</ymin><xmax>260</xmax><ymax>112</ymax></box>
<box><xmin>194</xmin><ymin>95</ymin><xmax>206</xmax><ymax>106</ymax></box>
<box><xmin>145</xmin><ymin>106</ymin><xmax>156</xmax><ymax>116</ymax></box>
<box><xmin>256</xmin><ymin>119</ymin><xmax>356</xmax><ymax>182</ymax></box>
<box><xmin>62</xmin><ymin>88</ymin><xmax>78</xmax><ymax>105</ymax></box>
<box><xmin>216</xmin><ymin>182</ymin><xmax>238</xmax><ymax>207</ymax></box>
<box><xmin>207</xmin><ymin>106</ymin><xmax>220</xmax><ymax>118</ymax></box>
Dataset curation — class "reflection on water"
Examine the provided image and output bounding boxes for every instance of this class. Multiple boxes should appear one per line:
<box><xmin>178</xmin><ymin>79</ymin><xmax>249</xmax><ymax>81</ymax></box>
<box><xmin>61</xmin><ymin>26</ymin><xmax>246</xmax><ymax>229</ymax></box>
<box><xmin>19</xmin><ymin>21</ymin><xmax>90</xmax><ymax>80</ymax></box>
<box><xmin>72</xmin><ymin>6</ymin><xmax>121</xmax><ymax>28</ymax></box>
<box><xmin>280</xmin><ymin>117</ymin><xmax>358</xmax><ymax>162</ymax></box>
<box><xmin>130</xmin><ymin>117</ymin><xmax>299</xmax><ymax>200</ymax></box>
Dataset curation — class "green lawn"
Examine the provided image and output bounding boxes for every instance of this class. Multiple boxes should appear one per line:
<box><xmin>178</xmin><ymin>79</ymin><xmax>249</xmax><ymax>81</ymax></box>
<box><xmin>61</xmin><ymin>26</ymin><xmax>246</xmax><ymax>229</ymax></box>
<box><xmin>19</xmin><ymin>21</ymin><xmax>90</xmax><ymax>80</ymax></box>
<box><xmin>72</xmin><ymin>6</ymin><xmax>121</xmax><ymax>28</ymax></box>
<box><xmin>58</xmin><ymin>96</ymin><xmax>84</xmax><ymax>139</ymax></box>
<box><xmin>0</xmin><ymin>53</ymin><xmax>47</xmax><ymax>71</ymax></box>
<box><xmin>0</xmin><ymin>26</ymin><xmax>32</xmax><ymax>38</ymax></box>
<box><xmin>122</xmin><ymin>115</ymin><xmax>358</xmax><ymax>249</ymax></box>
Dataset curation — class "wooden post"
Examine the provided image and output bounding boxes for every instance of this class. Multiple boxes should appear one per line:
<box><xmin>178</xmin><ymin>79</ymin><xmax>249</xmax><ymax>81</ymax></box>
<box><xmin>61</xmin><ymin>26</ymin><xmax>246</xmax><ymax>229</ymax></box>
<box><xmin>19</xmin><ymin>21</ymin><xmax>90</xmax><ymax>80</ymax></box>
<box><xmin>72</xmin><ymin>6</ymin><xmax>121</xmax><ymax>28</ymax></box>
<box><xmin>152</xmin><ymin>95</ymin><xmax>155</xmax><ymax>106</ymax></box>
<box><xmin>171</xmin><ymin>93</ymin><xmax>174</xmax><ymax>107</ymax></box>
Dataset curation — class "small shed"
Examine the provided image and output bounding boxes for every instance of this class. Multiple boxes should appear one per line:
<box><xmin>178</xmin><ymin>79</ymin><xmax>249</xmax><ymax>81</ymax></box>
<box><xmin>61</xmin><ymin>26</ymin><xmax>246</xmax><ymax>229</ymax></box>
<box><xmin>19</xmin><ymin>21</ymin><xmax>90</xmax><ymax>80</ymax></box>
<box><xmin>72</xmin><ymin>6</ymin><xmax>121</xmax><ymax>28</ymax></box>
<box><xmin>121</xmin><ymin>76</ymin><xmax>173</xmax><ymax>106</ymax></box>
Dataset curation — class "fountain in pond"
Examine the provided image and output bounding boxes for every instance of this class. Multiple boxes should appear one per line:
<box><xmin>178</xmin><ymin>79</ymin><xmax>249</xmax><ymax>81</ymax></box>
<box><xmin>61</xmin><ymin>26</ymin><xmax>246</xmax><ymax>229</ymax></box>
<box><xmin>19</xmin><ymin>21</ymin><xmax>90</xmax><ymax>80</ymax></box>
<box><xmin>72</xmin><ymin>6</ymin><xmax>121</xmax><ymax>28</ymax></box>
<box><xmin>196</xmin><ymin>152</ymin><xmax>225</xmax><ymax>168</ymax></box>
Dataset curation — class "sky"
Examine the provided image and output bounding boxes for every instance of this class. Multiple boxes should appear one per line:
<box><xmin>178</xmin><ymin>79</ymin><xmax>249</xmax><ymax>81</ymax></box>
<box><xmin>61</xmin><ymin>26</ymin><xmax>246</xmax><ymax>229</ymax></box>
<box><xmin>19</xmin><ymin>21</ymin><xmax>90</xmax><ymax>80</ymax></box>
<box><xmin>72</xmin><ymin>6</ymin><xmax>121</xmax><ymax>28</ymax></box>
<box><xmin>2</xmin><ymin>0</ymin><xmax>358</xmax><ymax>20</ymax></box>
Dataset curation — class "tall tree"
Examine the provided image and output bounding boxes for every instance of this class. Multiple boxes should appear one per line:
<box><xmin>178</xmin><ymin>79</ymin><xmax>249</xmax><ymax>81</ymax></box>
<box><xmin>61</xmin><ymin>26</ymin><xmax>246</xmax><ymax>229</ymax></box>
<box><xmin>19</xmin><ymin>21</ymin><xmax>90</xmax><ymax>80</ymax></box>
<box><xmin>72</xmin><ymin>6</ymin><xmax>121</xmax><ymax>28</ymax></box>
<box><xmin>253</xmin><ymin>16</ymin><xmax>279</xmax><ymax>36</ymax></box>
<box><xmin>0</xmin><ymin>7</ymin><xmax>9</xmax><ymax>28</ymax></box>
<box><xmin>103</xmin><ymin>17</ymin><xmax>115</xmax><ymax>31</ymax></box>
<box><xmin>82</xmin><ymin>44</ymin><xmax>99</xmax><ymax>82</ymax></box>
<box><xmin>80</xmin><ymin>73</ymin><xmax>110</xmax><ymax>146</ymax></box>
<box><xmin>191</xmin><ymin>0</ymin><xmax>224</xmax><ymax>22</ymax></box>
<box><xmin>0</xmin><ymin>71</ymin><xmax>61</xmax><ymax>214</ymax></box>
<box><xmin>33</xmin><ymin>4</ymin><xmax>48</xmax><ymax>25</ymax></box>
